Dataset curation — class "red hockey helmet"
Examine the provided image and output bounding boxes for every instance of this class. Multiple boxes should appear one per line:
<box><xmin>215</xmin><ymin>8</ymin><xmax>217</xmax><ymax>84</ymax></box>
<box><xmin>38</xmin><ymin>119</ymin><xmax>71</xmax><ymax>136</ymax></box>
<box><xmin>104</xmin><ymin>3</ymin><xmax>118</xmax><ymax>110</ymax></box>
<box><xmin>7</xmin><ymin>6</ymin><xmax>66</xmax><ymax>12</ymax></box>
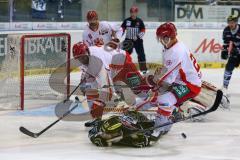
<box><xmin>87</xmin><ymin>10</ymin><xmax>98</xmax><ymax>21</ymax></box>
<box><xmin>130</xmin><ymin>6</ymin><xmax>138</xmax><ymax>13</ymax></box>
<box><xmin>156</xmin><ymin>22</ymin><xmax>177</xmax><ymax>40</ymax></box>
<box><xmin>72</xmin><ymin>42</ymin><xmax>89</xmax><ymax>59</ymax></box>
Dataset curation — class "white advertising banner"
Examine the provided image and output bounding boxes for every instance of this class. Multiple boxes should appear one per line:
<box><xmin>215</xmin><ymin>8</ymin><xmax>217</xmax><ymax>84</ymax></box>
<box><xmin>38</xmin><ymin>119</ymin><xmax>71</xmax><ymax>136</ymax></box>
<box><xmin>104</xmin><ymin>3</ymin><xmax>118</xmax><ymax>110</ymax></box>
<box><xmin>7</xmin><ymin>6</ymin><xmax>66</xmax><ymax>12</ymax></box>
<box><xmin>177</xmin><ymin>29</ymin><xmax>222</xmax><ymax>62</ymax></box>
<box><xmin>10</xmin><ymin>22</ymin><xmax>32</xmax><ymax>30</ymax></box>
<box><xmin>0</xmin><ymin>29</ymin><xmax>225</xmax><ymax>66</ymax></box>
<box><xmin>130</xmin><ymin>29</ymin><xmax>223</xmax><ymax>64</ymax></box>
<box><xmin>0</xmin><ymin>23</ymin><xmax>10</xmax><ymax>30</ymax></box>
<box><xmin>56</xmin><ymin>22</ymin><xmax>87</xmax><ymax>30</ymax></box>
<box><xmin>32</xmin><ymin>22</ymin><xmax>57</xmax><ymax>30</ymax></box>
<box><xmin>0</xmin><ymin>22</ymin><xmax>228</xmax><ymax>31</ymax></box>
<box><xmin>175</xmin><ymin>5</ymin><xmax>240</xmax><ymax>22</ymax></box>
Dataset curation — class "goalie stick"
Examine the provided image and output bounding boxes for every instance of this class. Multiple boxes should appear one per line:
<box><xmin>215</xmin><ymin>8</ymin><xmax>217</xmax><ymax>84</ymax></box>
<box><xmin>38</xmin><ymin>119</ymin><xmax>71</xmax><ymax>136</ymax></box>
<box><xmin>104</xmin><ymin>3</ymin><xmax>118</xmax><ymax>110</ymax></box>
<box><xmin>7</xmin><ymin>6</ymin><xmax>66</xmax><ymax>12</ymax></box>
<box><xmin>19</xmin><ymin>80</ymin><xmax>86</xmax><ymax>138</ymax></box>
<box><xmin>126</xmin><ymin>89</ymin><xmax>223</xmax><ymax>137</ymax></box>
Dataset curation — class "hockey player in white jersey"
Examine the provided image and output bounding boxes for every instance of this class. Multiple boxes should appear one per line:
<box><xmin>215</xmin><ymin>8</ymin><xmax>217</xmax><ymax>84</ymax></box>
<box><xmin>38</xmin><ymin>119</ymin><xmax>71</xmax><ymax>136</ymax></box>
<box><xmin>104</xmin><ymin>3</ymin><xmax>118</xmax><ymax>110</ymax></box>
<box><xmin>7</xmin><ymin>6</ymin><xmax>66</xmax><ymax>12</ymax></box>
<box><xmin>82</xmin><ymin>10</ymin><xmax>122</xmax><ymax>46</ymax></box>
<box><xmin>72</xmin><ymin>42</ymin><xmax>113</xmax><ymax>122</ymax></box>
<box><xmin>136</xmin><ymin>22</ymin><xmax>202</xmax><ymax>136</ymax></box>
<box><xmin>72</xmin><ymin>41</ymin><xmax>134</xmax><ymax>126</ymax></box>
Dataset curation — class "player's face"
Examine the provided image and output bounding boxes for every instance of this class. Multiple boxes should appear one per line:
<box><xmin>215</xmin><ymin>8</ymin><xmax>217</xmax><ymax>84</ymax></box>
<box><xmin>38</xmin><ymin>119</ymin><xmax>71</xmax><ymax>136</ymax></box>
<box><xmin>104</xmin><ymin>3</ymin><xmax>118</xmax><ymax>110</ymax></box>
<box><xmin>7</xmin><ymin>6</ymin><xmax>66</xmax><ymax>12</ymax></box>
<box><xmin>78</xmin><ymin>55</ymin><xmax>89</xmax><ymax>65</ymax></box>
<box><xmin>88</xmin><ymin>18</ymin><xmax>99</xmax><ymax>30</ymax></box>
<box><xmin>130</xmin><ymin>12</ymin><xmax>137</xmax><ymax>19</ymax></box>
<box><xmin>228</xmin><ymin>21</ymin><xmax>237</xmax><ymax>30</ymax></box>
<box><xmin>159</xmin><ymin>36</ymin><xmax>171</xmax><ymax>48</ymax></box>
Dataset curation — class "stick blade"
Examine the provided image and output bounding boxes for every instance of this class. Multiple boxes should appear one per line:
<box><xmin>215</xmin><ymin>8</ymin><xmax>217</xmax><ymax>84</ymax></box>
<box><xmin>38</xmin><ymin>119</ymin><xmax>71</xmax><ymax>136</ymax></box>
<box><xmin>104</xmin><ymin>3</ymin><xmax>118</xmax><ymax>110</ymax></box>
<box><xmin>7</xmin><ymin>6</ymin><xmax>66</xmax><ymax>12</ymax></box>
<box><xmin>210</xmin><ymin>89</ymin><xmax>223</xmax><ymax>112</ymax></box>
<box><xmin>19</xmin><ymin>126</ymin><xmax>39</xmax><ymax>138</ymax></box>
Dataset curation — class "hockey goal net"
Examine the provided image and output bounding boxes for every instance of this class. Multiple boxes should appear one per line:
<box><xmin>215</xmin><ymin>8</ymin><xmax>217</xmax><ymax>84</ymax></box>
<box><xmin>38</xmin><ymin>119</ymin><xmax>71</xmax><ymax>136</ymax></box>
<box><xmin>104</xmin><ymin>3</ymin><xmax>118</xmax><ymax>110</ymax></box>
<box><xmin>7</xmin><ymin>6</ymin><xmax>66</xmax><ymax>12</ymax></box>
<box><xmin>0</xmin><ymin>33</ymin><xmax>70</xmax><ymax>110</ymax></box>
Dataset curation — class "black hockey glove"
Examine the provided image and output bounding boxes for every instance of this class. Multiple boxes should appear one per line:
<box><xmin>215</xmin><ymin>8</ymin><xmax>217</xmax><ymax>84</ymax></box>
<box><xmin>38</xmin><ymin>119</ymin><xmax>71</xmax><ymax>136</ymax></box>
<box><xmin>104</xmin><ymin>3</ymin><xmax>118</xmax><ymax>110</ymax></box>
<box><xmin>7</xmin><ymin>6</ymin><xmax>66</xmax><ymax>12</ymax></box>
<box><xmin>221</xmin><ymin>50</ymin><xmax>228</xmax><ymax>60</ymax></box>
<box><xmin>123</xmin><ymin>132</ymin><xmax>150</xmax><ymax>148</ymax></box>
<box><xmin>229</xmin><ymin>47</ymin><xmax>240</xmax><ymax>58</ymax></box>
<box><xmin>90</xmin><ymin>134</ymin><xmax>109</xmax><ymax>147</ymax></box>
<box><xmin>89</xmin><ymin>125</ymin><xmax>109</xmax><ymax>147</ymax></box>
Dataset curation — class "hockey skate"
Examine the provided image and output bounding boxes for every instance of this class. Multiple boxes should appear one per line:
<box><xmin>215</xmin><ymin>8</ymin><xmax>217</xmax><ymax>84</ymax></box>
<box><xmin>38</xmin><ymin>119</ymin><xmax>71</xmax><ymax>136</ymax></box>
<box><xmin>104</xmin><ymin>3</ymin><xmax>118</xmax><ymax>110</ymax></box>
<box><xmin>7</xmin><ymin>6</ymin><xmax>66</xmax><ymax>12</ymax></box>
<box><xmin>220</xmin><ymin>86</ymin><xmax>230</xmax><ymax>109</ymax></box>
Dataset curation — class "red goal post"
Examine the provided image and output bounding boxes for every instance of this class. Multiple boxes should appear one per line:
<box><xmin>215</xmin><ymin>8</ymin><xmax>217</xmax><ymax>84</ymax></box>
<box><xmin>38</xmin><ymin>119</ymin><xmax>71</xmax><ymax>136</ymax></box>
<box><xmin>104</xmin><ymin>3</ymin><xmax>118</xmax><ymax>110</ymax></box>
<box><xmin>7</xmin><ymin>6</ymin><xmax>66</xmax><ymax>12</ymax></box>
<box><xmin>0</xmin><ymin>33</ymin><xmax>71</xmax><ymax>110</ymax></box>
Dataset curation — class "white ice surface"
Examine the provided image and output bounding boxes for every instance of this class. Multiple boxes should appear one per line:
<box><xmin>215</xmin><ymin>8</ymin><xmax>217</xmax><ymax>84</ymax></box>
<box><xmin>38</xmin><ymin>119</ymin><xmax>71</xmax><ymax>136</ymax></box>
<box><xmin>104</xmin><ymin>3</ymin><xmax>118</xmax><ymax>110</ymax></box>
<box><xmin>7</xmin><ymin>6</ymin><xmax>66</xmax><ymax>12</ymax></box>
<box><xmin>0</xmin><ymin>69</ymin><xmax>240</xmax><ymax>160</ymax></box>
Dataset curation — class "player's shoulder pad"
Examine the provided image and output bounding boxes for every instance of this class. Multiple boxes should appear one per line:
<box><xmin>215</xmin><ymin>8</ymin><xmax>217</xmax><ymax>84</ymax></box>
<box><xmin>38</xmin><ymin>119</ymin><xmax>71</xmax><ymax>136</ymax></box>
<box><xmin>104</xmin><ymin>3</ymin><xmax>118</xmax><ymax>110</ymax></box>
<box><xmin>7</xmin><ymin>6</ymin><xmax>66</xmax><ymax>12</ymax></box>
<box><xmin>170</xmin><ymin>42</ymin><xmax>186</xmax><ymax>60</ymax></box>
<box><xmin>89</xmin><ymin>45</ymin><xmax>103</xmax><ymax>53</ymax></box>
<box><xmin>100</xmin><ymin>21</ymin><xmax>111</xmax><ymax>26</ymax></box>
<box><xmin>172</xmin><ymin>42</ymin><xmax>185</xmax><ymax>52</ymax></box>
<box><xmin>83</xmin><ymin>23</ymin><xmax>90</xmax><ymax>30</ymax></box>
<box><xmin>136</xmin><ymin>17</ymin><xmax>143</xmax><ymax>21</ymax></box>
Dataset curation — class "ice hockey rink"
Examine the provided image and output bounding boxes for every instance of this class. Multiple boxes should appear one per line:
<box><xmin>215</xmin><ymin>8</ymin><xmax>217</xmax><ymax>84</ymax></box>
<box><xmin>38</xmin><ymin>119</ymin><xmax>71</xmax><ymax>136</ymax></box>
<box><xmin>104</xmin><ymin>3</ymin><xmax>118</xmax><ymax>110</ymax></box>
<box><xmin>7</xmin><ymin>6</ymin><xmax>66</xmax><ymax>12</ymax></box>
<box><xmin>0</xmin><ymin>68</ymin><xmax>240</xmax><ymax>160</ymax></box>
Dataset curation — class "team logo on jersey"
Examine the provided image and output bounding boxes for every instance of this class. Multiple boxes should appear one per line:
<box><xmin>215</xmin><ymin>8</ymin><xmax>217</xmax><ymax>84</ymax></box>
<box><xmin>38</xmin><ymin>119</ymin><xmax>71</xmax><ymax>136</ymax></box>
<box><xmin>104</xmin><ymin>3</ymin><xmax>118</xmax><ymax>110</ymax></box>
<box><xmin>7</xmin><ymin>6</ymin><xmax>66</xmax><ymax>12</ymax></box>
<box><xmin>99</xmin><ymin>29</ymin><xmax>108</xmax><ymax>35</ymax></box>
<box><xmin>126</xmin><ymin>20</ymin><xmax>131</xmax><ymax>26</ymax></box>
<box><xmin>136</xmin><ymin>22</ymin><xmax>140</xmax><ymax>26</ymax></box>
<box><xmin>166</xmin><ymin>60</ymin><xmax>172</xmax><ymax>66</ymax></box>
<box><xmin>88</xmin><ymin>34</ymin><xmax>92</xmax><ymax>39</ymax></box>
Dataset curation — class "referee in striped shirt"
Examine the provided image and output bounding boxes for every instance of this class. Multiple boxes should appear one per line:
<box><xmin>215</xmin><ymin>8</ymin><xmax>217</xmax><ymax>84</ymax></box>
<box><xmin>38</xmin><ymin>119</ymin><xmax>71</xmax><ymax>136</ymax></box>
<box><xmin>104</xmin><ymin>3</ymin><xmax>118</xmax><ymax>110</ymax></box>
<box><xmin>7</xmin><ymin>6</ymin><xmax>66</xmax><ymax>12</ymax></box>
<box><xmin>121</xmin><ymin>6</ymin><xmax>147</xmax><ymax>73</ymax></box>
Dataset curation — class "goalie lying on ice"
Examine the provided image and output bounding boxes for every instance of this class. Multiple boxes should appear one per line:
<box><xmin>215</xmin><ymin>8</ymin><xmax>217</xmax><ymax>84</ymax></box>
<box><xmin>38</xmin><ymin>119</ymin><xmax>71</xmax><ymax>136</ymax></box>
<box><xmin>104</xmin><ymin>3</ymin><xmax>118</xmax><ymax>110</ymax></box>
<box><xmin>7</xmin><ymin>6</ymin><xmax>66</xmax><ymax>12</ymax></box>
<box><xmin>88</xmin><ymin>110</ymin><xmax>164</xmax><ymax>147</ymax></box>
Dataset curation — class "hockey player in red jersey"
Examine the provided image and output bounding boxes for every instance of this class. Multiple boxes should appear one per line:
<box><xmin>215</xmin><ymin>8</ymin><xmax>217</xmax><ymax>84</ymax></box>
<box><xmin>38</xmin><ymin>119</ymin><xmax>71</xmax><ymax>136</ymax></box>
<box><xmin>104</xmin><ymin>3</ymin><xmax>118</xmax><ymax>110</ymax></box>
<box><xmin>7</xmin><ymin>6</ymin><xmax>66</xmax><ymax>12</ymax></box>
<box><xmin>83</xmin><ymin>10</ymin><xmax>122</xmax><ymax>47</ymax></box>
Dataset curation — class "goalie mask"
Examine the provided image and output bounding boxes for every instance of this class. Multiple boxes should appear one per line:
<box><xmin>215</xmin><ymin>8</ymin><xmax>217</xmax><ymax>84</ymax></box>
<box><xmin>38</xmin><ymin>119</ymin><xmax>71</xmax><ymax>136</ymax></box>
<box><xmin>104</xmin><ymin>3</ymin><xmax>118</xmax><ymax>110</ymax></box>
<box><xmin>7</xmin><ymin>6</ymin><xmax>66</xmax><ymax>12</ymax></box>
<box><xmin>101</xmin><ymin>116</ymin><xmax>122</xmax><ymax>134</ymax></box>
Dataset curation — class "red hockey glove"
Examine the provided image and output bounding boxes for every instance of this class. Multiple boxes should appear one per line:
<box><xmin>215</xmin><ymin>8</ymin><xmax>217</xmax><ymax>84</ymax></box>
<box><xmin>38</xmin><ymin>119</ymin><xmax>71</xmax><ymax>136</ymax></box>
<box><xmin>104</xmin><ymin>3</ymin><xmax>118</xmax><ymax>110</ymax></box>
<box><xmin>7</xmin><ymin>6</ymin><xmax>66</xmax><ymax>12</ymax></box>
<box><xmin>90</xmin><ymin>100</ymin><xmax>106</xmax><ymax>118</ymax></box>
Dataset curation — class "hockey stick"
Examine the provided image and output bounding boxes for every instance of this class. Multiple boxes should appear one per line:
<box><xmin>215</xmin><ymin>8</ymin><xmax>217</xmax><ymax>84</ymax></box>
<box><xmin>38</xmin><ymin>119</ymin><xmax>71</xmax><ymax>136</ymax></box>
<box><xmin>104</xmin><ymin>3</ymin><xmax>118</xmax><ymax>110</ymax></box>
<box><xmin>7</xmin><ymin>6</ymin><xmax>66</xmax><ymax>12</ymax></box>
<box><xmin>127</xmin><ymin>90</ymin><xmax>223</xmax><ymax>136</ymax></box>
<box><xmin>64</xmin><ymin>81</ymin><xmax>85</xmax><ymax>102</ymax></box>
<box><xmin>19</xmin><ymin>81</ymin><xmax>85</xmax><ymax>138</ymax></box>
<box><xmin>103</xmin><ymin>107</ymin><xmax>157</xmax><ymax>113</ymax></box>
<box><xmin>228</xmin><ymin>41</ymin><xmax>233</xmax><ymax>55</ymax></box>
<box><xmin>102</xmin><ymin>84</ymin><xmax>129</xmax><ymax>88</ymax></box>
<box><xmin>19</xmin><ymin>98</ymin><xmax>86</xmax><ymax>138</ymax></box>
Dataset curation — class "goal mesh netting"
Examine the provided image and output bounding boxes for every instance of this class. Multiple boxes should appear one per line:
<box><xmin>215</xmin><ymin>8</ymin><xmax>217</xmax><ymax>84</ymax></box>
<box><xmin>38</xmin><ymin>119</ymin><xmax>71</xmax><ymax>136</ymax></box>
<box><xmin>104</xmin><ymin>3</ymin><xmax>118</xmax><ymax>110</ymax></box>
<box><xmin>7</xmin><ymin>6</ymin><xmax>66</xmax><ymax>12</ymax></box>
<box><xmin>0</xmin><ymin>33</ymin><xmax>70</xmax><ymax>110</ymax></box>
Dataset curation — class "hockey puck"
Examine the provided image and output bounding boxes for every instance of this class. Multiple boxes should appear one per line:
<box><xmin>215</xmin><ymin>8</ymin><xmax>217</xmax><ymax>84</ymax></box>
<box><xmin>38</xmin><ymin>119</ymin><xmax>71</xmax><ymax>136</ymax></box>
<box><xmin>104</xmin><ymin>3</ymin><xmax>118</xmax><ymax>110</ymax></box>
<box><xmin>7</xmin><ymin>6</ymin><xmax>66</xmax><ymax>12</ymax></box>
<box><xmin>75</xmin><ymin>96</ymin><xmax>79</xmax><ymax>101</ymax></box>
<box><xmin>181</xmin><ymin>133</ymin><xmax>187</xmax><ymax>139</ymax></box>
